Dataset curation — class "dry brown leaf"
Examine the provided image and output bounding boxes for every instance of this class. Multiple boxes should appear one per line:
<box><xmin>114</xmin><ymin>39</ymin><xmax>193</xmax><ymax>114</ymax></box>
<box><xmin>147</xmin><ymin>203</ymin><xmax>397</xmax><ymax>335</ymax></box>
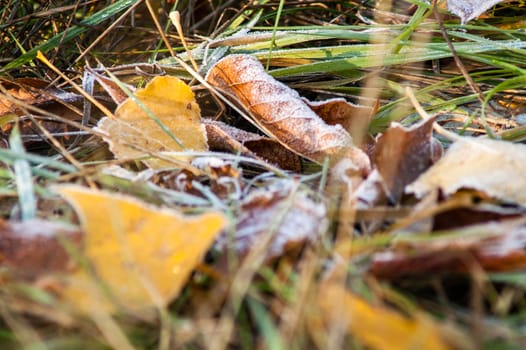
<box><xmin>0</xmin><ymin>78</ymin><xmax>84</xmax><ymax>149</ymax></box>
<box><xmin>407</xmin><ymin>138</ymin><xmax>526</xmax><ymax>207</ymax></box>
<box><xmin>96</xmin><ymin>76</ymin><xmax>207</xmax><ymax>169</ymax></box>
<box><xmin>375</xmin><ymin>117</ymin><xmax>442</xmax><ymax>203</ymax></box>
<box><xmin>0</xmin><ymin>78</ymin><xmax>81</xmax><ymax>117</ymax></box>
<box><xmin>206</xmin><ymin>54</ymin><xmax>370</xmax><ymax>172</ymax></box>
<box><xmin>157</xmin><ymin>156</ymin><xmax>242</xmax><ymax>199</ymax></box>
<box><xmin>204</xmin><ymin>119</ymin><xmax>302</xmax><ymax>172</ymax></box>
<box><xmin>305</xmin><ymin>97</ymin><xmax>371</xmax><ymax>132</ymax></box>
<box><xmin>0</xmin><ymin>219</ymin><xmax>82</xmax><ymax>280</ymax></box>
<box><xmin>215</xmin><ymin>179</ymin><xmax>327</xmax><ymax>259</ymax></box>
<box><xmin>85</xmin><ymin>66</ymin><xmax>133</xmax><ymax>105</ymax></box>
<box><xmin>317</xmin><ymin>284</ymin><xmax>452</xmax><ymax>350</ymax></box>
<box><xmin>369</xmin><ymin>219</ymin><xmax>526</xmax><ymax>279</ymax></box>
<box><xmin>446</xmin><ymin>0</ymin><xmax>507</xmax><ymax>24</ymax></box>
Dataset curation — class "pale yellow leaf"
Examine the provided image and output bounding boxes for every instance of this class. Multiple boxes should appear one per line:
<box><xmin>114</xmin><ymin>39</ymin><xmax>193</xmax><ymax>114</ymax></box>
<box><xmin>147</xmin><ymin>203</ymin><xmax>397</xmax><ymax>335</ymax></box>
<box><xmin>96</xmin><ymin>76</ymin><xmax>208</xmax><ymax>169</ymax></box>
<box><xmin>407</xmin><ymin>138</ymin><xmax>526</xmax><ymax>207</ymax></box>
<box><xmin>318</xmin><ymin>284</ymin><xmax>451</xmax><ymax>350</ymax></box>
<box><xmin>55</xmin><ymin>185</ymin><xmax>225</xmax><ymax>314</ymax></box>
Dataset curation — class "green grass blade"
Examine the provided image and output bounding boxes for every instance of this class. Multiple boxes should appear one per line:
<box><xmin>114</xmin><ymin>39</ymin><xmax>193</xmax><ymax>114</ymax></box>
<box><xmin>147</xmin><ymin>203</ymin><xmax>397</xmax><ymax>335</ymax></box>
<box><xmin>9</xmin><ymin>126</ymin><xmax>36</xmax><ymax>221</ymax></box>
<box><xmin>0</xmin><ymin>149</ymin><xmax>77</xmax><ymax>173</ymax></box>
<box><xmin>2</xmin><ymin>0</ymin><xmax>139</xmax><ymax>71</ymax></box>
<box><xmin>267</xmin><ymin>40</ymin><xmax>526</xmax><ymax>77</ymax></box>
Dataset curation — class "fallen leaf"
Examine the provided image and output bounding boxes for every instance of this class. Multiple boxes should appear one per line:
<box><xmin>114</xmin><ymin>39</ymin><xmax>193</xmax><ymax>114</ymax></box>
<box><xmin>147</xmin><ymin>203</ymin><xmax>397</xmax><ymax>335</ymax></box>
<box><xmin>85</xmin><ymin>66</ymin><xmax>133</xmax><ymax>105</ymax></box>
<box><xmin>55</xmin><ymin>185</ymin><xmax>225</xmax><ymax>313</ymax></box>
<box><xmin>204</xmin><ymin>119</ymin><xmax>302</xmax><ymax>172</ymax></box>
<box><xmin>0</xmin><ymin>219</ymin><xmax>82</xmax><ymax>280</ymax></box>
<box><xmin>304</xmin><ymin>97</ymin><xmax>370</xmax><ymax>132</ymax></box>
<box><xmin>0</xmin><ymin>78</ymin><xmax>84</xmax><ymax>149</ymax></box>
<box><xmin>158</xmin><ymin>156</ymin><xmax>242</xmax><ymax>199</ymax></box>
<box><xmin>215</xmin><ymin>179</ymin><xmax>327</xmax><ymax>259</ymax></box>
<box><xmin>446</xmin><ymin>0</ymin><xmax>506</xmax><ymax>24</ymax></box>
<box><xmin>0</xmin><ymin>78</ymin><xmax>81</xmax><ymax>117</ymax></box>
<box><xmin>407</xmin><ymin>138</ymin><xmax>526</xmax><ymax>207</ymax></box>
<box><xmin>206</xmin><ymin>54</ymin><xmax>370</xmax><ymax>172</ymax></box>
<box><xmin>432</xmin><ymin>193</ymin><xmax>524</xmax><ymax>231</ymax></box>
<box><xmin>369</xmin><ymin>219</ymin><xmax>526</xmax><ymax>279</ymax></box>
<box><xmin>317</xmin><ymin>283</ymin><xmax>451</xmax><ymax>350</ymax></box>
<box><xmin>96</xmin><ymin>76</ymin><xmax>208</xmax><ymax>169</ymax></box>
<box><xmin>375</xmin><ymin>117</ymin><xmax>441</xmax><ymax>203</ymax></box>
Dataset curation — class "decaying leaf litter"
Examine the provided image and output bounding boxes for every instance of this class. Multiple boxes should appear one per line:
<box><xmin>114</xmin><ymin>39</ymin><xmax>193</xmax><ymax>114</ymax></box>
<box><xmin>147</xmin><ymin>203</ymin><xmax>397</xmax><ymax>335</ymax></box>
<box><xmin>1</xmin><ymin>0</ymin><xmax>526</xmax><ymax>348</ymax></box>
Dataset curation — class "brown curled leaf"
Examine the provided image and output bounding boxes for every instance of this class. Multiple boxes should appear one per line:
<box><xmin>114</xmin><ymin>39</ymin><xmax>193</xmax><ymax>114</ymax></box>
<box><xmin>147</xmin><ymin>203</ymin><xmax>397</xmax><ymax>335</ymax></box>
<box><xmin>85</xmin><ymin>66</ymin><xmax>133</xmax><ymax>105</ymax></box>
<box><xmin>204</xmin><ymin>119</ymin><xmax>302</xmax><ymax>172</ymax></box>
<box><xmin>304</xmin><ymin>97</ymin><xmax>370</xmax><ymax>132</ymax></box>
<box><xmin>206</xmin><ymin>54</ymin><xmax>369</xmax><ymax>172</ymax></box>
<box><xmin>0</xmin><ymin>78</ymin><xmax>81</xmax><ymax>117</ymax></box>
<box><xmin>374</xmin><ymin>117</ymin><xmax>442</xmax><ymax>203</ymax></box>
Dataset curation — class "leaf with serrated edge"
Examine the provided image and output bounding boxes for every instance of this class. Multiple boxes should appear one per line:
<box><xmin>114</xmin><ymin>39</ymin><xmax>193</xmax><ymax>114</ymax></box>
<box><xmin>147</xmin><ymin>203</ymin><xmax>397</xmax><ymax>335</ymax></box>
<box><xmin>96</xmin><ymin>76</ymin><xmax>207</xmax><ymax>169</ymax></box>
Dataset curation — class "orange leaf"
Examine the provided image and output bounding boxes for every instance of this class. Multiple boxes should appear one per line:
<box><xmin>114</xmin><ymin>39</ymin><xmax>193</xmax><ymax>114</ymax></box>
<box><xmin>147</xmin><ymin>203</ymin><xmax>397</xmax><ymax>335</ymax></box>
<box><xmin>318</xmin><ymin>284</ymin><xmax>452</xmax><ymax>350</ymax></box>
<box><xmin>55</xmin><ymin>185</ymin><xmax>225</xmax><ymax>314</ymax></box>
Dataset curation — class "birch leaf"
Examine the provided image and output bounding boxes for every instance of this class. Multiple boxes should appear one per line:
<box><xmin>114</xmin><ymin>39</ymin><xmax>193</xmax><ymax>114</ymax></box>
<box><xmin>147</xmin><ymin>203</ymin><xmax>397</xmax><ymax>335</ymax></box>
<box><xmin>96</xmin><ymin>76</ymin><xmax>208</xmax><ymax>169</ymax></box>
<box><xmin>55</xmin><ymin>185</ymin><xmax>225</xmax><ymax>314</ymax></box>
<box><xmin>318</xmin><ymin>284</ymin><xmax>451</xmax><ymax>350</ymax></box>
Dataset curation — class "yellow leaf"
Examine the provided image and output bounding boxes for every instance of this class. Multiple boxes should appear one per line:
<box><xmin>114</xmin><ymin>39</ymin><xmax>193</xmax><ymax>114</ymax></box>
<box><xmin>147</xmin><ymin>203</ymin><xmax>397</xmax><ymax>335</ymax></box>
<box><xmin>317</xmin><ymin>284</ymin><xmax>451</xmax><ymax>350</ymax></box>
<box><xmin>96</xmin><ymin>76</ymin><xmax>208</xmax><ymax>169</ymax></box>
<box><xmin>55</xmin><ymin>185</ymin><xmax>225</xmax><ymax>314</ymax></box>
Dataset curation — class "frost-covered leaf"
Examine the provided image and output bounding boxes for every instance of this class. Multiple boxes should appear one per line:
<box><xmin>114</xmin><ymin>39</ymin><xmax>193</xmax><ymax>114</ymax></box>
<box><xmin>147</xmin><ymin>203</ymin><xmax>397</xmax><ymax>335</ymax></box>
<box><xmin>159</xmin><ymin>156</ymin><xmax>242</xmax><ymax>199</ymax></box>
<box><xmin>407</xmin><ymin>138</ymin><xmax>526</xmax><ymax>207</ymax></box>
<box><xmin>0</xmin><ymin>219</ymin><xmax>81</xmax><ymax>280</ymax></box>
<box><xmin>55</xmin><ymin>185</ymin><xmax>225</xmax><ymax>314</ymax></box>
<box><xmin>304</xmin><ymin>97</ymin><xmax>370</xmax><ymax>132</ymax></box>
<box><xmin>85</xmin><ymin>66</ymin><xmax>132</xmax><ymax>105</ymax></box>
<box><xmin>96</xmin><ymin>76</ymin><xmax>207</xmax><ymax>169</ymax></box>
<box><xmin>215</xmin><ymin>180</ymin><xmax>326</xmax><ymax>259</ymax></box>
<box><xmin>206</xmin><ymin>54</ymin><xmax>369</xmax><ymax>172</ymax></box>
<box><xmin>204</xmin><ymin>119</ymin><xmax>302</xmax><ymax>172</ymax></box>
<box><xmin>369</xmin><ymin>219</ymin><xmax>526</xmax><ymax>279</ymax></box>
<box><xmin>446</xmin><ymin>0</ymin><xmax>506</xmax><ymax>24</ymax></box>
<box><xmin>0</xmin><ymin>78</ymin><xmax>81</xmax><ymax>117</ymax></box>
<box><xmin>0</xmin><ymin>78</ymin><xmax>84</xmax><ymax>148</ymax></box>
